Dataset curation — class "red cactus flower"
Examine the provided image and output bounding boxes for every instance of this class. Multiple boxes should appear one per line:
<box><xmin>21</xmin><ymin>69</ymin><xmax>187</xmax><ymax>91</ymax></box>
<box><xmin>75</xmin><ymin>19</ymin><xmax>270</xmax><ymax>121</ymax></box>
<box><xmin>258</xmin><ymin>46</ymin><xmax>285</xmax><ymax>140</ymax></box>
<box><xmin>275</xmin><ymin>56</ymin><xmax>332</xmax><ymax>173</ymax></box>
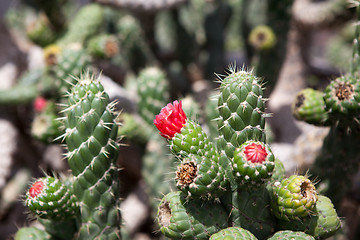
<box><xmin>244</xmin><ymin>142</ymin><xmax>268</xmax><ymax>164</ymax></box>
<box><xmin>34</xmin><ymin>96</ymin><xmax>47</xmax><ymax>112</ymax></box>
<box><xmin>29</xmin><ymin>180</ymin><xmax>44</xmax><ymax>198</ymax></box>
<box><xmin>154</xmin><ymin>100</ymin><xmax>187</xmax><ymax>139</ymax></box>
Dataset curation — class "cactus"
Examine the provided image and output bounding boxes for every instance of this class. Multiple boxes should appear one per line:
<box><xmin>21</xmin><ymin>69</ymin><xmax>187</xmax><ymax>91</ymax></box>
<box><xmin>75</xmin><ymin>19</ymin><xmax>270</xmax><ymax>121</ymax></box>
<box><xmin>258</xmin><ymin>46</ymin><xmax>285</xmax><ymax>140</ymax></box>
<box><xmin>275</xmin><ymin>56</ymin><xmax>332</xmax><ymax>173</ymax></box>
<box><xmin>292</xmin><ymin>88</ymin><xmax>330</xmax><ymax>126</ymax></box>
<box><xmin>267</xmin><ymin>230</ymin><xmax>315</xmax><ymax>240</ymax></box>
<box><xmin>291</xmin><ymin>1</ymin><xmax>360</xmax><ymax>211</ymax></box>
<box><xmin>56</xmin><ymin>3</ymin><xmax>105</xmax><ymax>46</ymax></box>
<box><xmin>63</xmin><ymin>73</ymin><xmax>121</xmax><ymax>239</ymax></box>
<box><xmin>232</xmin><ymin>140</ymin><xmax>275</xmax><ymax>186</ymax></box>
<box><xmin>2</xmin><ymin>1</ymin><xmax>354</xmax><ymax>239</ymax></box>
<box><xmin>278</xmin><ymin>195</ymin><xmax>341</xmax><ymax>239</ymax></box>
<box><xmin>87</xmin><ymin>34</ymin><xmax>120</xmax><ymax>59</ymax></box>
<box><xmin>271</xmin><ymin>175</ymin><xmax>318</xmax><ymax>221</ymax></box>
<box><xmin>17</xmin><ymin>73</ymin><xmax>123</xmax><ymax>239</ymax></box>
<box><xmin>209</xmin><ymin>227</ymin><xmax>258</xmax><ymax>240</ymax></box>
<box><xmin>216</xmin><ymin>69</ymin><xmax>267</xmax><ymax>159</ymax></box>
<box><xmin>14</xmin><ymin>227</ymin><xmax>52</xmax><ymax>240</ymax></box>
<box><xmin>222</xmin><ymin>186</ymin><xmax>276</xmax><ymax>239</ymax></box>
<box><xmin>154</xmin><ymin>100</ymin><xmax>228</xmax><ymax>199</ymax></box>
<box><xmin>25</xmin><ymin>176</ymin><xmax>79</xmax><ymax>220</ymax></box>
<box><xmin>153</xmin><ymin>68</ymin><xmax>341</xmax><ymax>240</ymax></box>
<box><xmin>137</xmin><ymin>66</ymin><xmax>170</xmax><ymax>125</ymax></box>
<box><xmin>157</xmin><ymin>191</ymin><xmax>228</xmax><ymax>239</ymax></box>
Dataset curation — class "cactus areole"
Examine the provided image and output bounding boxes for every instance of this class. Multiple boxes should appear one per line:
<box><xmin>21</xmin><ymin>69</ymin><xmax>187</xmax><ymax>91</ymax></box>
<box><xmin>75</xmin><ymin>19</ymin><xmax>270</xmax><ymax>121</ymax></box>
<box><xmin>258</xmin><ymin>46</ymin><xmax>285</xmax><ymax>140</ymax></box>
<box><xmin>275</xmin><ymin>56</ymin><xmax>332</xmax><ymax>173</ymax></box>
<box><xmin>154</xmin><ymin>100</ymin><xmax>187</xmax><ymax>139</ymax></box>
<box><xmin>244</xmin><ymin>142</ymin><xmax>268</xmax><ymax>163</ymax></box>
<box><xmin>29</xmin><ymin>180</ymin><xmax>44</xmax><ymax>198</ymax></box>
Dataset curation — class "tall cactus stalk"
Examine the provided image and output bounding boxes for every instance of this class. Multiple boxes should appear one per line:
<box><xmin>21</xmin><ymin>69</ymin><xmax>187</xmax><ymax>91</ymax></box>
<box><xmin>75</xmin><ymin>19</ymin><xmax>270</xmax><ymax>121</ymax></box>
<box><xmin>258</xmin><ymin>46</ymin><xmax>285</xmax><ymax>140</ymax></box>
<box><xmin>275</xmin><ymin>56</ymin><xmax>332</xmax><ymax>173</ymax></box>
<box><xmin>63</xmin><ymin>72</ymin><xmax>121</xmax><ymax>239</ymax></box>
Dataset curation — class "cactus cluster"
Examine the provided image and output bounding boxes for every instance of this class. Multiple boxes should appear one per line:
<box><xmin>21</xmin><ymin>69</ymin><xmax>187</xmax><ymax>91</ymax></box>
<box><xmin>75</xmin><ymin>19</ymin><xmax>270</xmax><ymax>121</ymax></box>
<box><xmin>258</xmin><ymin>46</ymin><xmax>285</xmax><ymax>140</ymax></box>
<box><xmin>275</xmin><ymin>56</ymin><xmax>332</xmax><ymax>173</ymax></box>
<box><xmin>1</xmin><ymin>1</ymin><xmax>356</xmax><ymax>239</ymax></box>
<box><xmin>153</xmin><ymin>68</ymin><xmax>341</xmax><ymax>240</ymax></box>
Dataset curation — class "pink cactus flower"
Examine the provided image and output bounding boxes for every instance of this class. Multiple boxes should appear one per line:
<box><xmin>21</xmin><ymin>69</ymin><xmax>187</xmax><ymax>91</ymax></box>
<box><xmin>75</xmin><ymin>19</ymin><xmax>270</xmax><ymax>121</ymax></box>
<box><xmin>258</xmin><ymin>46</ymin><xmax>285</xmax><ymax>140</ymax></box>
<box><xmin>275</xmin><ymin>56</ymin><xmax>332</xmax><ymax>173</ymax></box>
<box><xmin>244</xmin><ymin>142</ymin><xmax>268</xmax><ymax>164</ymax></box>
<box><xmin>29</xmin><ymin>180</ymin><xmax>44</xmax><ymax>198</ymax></box>
<box><xmin>154</xmin><ymin>100</ymin><xmax>187</xmax><ymax>139</ymax></box>
<box><xmin>34</xmin><ymin>96</ymin><xmax>47</xmax><ymax>112</ymax></box>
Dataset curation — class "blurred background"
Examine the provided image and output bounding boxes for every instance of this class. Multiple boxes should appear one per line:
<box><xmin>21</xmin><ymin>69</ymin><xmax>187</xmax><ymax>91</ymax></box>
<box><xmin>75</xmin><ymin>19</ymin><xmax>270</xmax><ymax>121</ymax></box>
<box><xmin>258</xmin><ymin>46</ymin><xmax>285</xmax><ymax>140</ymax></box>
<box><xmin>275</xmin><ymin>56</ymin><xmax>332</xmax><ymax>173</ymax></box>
<box><xmin>0</xmin><ymin>0</ymin><xmax>359</xmax><ymax>239</ymax></box>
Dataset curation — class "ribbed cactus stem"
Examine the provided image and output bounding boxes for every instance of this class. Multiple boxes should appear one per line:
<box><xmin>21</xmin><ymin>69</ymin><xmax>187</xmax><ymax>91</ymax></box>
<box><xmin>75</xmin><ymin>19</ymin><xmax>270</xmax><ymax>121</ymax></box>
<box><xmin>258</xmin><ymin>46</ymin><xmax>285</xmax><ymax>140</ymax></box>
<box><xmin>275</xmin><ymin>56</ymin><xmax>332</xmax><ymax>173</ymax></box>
<box><xmin>63</xmin><ymin>73</ymin><xmax>121</xmax><ymax>239</ymax></box>
<box><xmin>217</xmin><ymin>68</ymin><xmax>267</xmax><ymax>160</ymax></box>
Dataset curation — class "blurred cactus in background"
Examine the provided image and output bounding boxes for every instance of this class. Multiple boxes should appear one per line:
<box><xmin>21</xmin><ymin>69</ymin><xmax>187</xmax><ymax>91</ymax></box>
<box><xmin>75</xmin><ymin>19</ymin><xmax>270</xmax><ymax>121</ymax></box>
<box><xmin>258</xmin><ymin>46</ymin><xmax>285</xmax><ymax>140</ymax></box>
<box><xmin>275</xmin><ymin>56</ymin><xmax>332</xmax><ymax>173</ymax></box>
<box><xmin>0</xmin><ymin>0</ymin><xmax>359</xmax><ymax>239</ymax></box>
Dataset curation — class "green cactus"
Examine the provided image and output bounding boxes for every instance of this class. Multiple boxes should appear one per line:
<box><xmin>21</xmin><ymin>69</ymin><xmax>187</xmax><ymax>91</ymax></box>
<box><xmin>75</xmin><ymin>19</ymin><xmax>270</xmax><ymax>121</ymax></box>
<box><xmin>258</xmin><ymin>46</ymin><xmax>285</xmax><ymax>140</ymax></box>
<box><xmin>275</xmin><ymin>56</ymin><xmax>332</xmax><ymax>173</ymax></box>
<box><xmin>278</xmin><ymin>195</ymin><xmax>341</xmax><ymax>239</ymax></box>
<box><xmin>136</xmin><ymin>66</ymin><xmax>170</xmax><ymax>125</ymax></box>
<box><xmin>16</xmin><ymin>71</ymin><xmax>124</xmax><ymax>240</ymax></box>
<box><xmin>87</xmin><ymin>34</ymin><xmax>119</xmax><ymax>59</ymax></box>
<box><xmin>216</xmin><ymin>68</ymin><xmax>267</xmax><ymax>159</ymax></box>
<box><xmin>271</xmin><ymin>175</ymin><xmax>318</xmax><ymax>221</ymax></box>
<box><xmin>232</xmin><ymin>140</ymin><xmax>275</xmax><ymax>186</ymax></box>
<box><xmin>154</xmin><ymin>100</ymin><xmax>228</xmax><ymax>199</ymax></box>
<box><xmin>157</xmin><ymin>191</ymin><xmax>228</xmax><ymax>239</ymax></box>
<box><xmin>25</xmin><ymin>176</ymin><xmax>79</xmax><ymax>220</ymax></box>
<box><xmin>50</xmin><ymin>45</ymin><xmax>92</xmax><ymax>96</ymax></box>
<box><xmin>267</xmin><ymin>230</ymin><xmax>315</xmax><ymax>240</ymax></box>
<box><xmin>57</xmin><ymin>3</ymin><xmax>105</xmax><ymax>46</ymax></box>
<box><xmin>175</xmin><ymin>153</ymin><xmax>225</xmax><ymax>199</ymax></box>
<box><xmin>323</xmin><ymin>74</ymin><xmax>360</xmax><ymax>126</ymax></box>
<box><xmin>63</xmin><ymin>72</ymin><xmax>121</xmax><ymax>239</ymax></box>
<box><xmin>292</xmin><ymin>88</ymin><xmax>330</xmax><ymax>126</ymax></box>
<box><xmin>14</xmin><ymin>227</ymin><xmax>52</xmax><ymax>240</ymax></box>
<box><xmin>26</xmin><ymin>13</ymin><xmax>59</xmax><ymax>47</ymax></box>
<box><xmin>209</xmin><ymin>227</ymin><xmax>258</xmax><ymax>240</ymax></box>
<box><xmin>221</xmin><ymin>186</ymin><xmax>276</xmax><ymax>239</ymax></box>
